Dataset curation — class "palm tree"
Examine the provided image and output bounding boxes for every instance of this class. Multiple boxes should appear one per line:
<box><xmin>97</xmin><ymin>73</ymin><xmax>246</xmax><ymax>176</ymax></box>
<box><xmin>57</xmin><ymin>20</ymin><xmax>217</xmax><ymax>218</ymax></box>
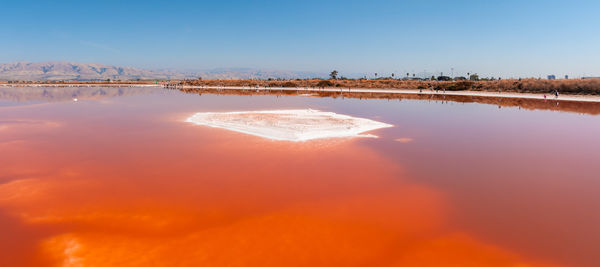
<box><xmin>375</xmin><ymin>73</ymin><xmax>378</xmax><ymax>78</ymax></box>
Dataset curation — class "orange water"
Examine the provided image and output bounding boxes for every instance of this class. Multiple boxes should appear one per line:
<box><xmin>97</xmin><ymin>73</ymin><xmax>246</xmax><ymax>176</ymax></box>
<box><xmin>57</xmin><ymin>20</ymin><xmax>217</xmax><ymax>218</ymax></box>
<box><xmin>1</xmin><ymin>88</ymin><xmax>599</xmax><ymax>266</ymax></box>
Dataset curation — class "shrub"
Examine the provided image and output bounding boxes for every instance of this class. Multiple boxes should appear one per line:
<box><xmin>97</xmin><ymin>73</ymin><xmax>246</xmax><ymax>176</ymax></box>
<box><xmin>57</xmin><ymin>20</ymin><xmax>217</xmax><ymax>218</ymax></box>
<box><xmin>281</xmin><ymin>81</ymin><xmax>298</xmax><ymax>87</ymax></box>
<box><xmin>316</xmin><ymin>80</ymin><xmax>334</xmax><ymax>87</ymax></box>
<box><xmin>444</xmin><ymin>81</ymin><xmax>473</xmax><ymax>91</ymax></box>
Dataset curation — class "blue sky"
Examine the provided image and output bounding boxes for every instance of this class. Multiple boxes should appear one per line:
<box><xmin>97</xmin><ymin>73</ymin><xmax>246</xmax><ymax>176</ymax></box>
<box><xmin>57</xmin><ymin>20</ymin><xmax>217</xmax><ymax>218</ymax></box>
<box><xmin>2</xmin><ymin>0</ymin><xmax>599</xmax><ymax>78</ymax></box>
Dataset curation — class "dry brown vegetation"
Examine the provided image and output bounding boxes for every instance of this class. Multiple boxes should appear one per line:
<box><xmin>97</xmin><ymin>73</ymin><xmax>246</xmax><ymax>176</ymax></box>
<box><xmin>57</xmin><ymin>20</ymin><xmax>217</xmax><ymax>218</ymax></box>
<box><xmin>178</xmin><ymin>78</ymin><xmax>600</xmax><ymax>95</ymax></box>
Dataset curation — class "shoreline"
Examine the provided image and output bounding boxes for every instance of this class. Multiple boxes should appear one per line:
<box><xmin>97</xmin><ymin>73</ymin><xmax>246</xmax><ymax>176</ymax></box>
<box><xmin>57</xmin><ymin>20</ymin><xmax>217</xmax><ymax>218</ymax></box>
<box><xmin>2</xmin><ymin>83</ymin><xmax>600</xmax><ymax>103</ymax></box>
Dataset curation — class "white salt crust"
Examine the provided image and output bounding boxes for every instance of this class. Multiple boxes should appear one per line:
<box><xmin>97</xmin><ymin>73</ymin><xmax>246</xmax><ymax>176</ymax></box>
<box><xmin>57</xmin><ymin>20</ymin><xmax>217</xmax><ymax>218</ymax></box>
<box><xmin>186</xmin><ymin>109</ymin><xmax>393</xmax><ymax>142</ymax></box>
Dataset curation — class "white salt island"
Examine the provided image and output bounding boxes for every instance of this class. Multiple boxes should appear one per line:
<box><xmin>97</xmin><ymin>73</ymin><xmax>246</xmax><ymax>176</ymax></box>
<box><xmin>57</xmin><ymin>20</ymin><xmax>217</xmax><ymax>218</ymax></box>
<box><xmin>185</xmin><ymin>109</ymin><xmax>393</xmax><ymax>141</ymax></box>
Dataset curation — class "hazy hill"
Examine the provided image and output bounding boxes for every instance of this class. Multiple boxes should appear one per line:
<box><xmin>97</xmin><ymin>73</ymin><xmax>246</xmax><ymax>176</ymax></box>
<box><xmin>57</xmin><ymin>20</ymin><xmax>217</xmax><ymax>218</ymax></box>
<box><xmin>0</xmin><ymin>62</ymin><xmax>326</xmax><ymax>81</ymax></box>
<box><xmin>0</xmin><ymin>62</ymin><xmax>187</xmax><ymax>81</ymax></box>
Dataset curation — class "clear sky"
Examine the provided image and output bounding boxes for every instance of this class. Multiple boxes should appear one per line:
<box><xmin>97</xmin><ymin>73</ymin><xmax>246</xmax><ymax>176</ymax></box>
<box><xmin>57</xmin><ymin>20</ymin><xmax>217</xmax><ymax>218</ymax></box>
<box><xmin>2</xmin><ymin>0</ymin><xmax>599</xmax><ymax>78</ymax></box>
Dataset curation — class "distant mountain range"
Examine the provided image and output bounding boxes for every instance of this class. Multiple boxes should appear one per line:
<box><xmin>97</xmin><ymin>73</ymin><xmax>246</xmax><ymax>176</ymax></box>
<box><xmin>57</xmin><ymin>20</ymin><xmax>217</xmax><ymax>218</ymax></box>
<box><xmin>0</xmin><ymin>62</ymin><xmax>326</xmax><ymax>81</ymax></box>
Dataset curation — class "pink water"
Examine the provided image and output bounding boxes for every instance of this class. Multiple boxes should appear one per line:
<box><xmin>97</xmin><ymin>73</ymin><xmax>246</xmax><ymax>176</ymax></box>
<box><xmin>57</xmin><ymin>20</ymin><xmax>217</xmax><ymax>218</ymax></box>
<box><xmin>1</xmin><ymin>87</ymin><xmax>599</xmax><ymax>266</ymax></box>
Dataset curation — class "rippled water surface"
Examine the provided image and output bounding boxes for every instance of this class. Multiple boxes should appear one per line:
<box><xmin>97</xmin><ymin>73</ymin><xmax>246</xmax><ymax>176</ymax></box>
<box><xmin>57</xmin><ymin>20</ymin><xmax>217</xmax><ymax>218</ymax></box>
<box><xmin>1</xmin><ymin>87</ymin><xmax>599</xmax><ymax>266</ymax></box>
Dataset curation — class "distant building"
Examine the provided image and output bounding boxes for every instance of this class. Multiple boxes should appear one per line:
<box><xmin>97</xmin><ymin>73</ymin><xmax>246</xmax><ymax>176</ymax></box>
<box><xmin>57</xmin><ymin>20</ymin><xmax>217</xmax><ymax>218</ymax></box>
<box><xmin>454</xmin><ymin>76</ymin><xmax>467</xmax><ymax>81</ymax></box>
<box><xmin>547</xmin><ymin>75</ymin><xmax>556</xmax><ymax>80</ymax></box>
<box><xmin>437</xmin><ymin>76</ymin><xmax>452</xmax><ymax>81</ymax></box>
<box><xmin>582</xmin><ymin>77</ymin><xmax>600</xmax><ymax>79</ymax></box>
<box><xmin>565</xmin><ymin>75</ymin><xmax>569</xmax><ymax>79</ymax></box>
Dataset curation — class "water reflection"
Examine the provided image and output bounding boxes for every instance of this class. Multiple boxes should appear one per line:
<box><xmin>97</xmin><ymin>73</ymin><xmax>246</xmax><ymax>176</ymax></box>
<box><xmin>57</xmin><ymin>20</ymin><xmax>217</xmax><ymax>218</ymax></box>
<box><xmin>0</xmin><ymin>86</ymin><xmax>162</xmax><ymax>104</ymax></box>
<box><xmin>177</xmin><ymin>88</ymin><xmax>600</xmax><ymax>115</ymax></box>
<box><xmin>0</xmin><ymin>129</ymin><xmax>546</xmax><ymax>266</ymax></box>
<box><xmin>1</xmin><ymin>87</ymin><xmax>598</xmax><ymax>266</ymax></box>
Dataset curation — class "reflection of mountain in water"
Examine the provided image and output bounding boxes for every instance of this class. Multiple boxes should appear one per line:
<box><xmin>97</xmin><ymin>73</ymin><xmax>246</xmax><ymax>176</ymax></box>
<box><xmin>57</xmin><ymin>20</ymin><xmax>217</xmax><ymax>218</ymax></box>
<box><xmin>0</xmin><ymin>87</ymin><xmax>162</xmax><ymax>104</ymax></box>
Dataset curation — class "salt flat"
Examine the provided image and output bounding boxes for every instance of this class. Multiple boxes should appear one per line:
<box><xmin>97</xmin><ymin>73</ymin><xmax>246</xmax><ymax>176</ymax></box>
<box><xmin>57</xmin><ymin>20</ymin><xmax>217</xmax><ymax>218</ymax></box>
<box><xmin>185</xmin><ymin>109</ymin><xmax>393</xmax><ymax>141</ymax></box>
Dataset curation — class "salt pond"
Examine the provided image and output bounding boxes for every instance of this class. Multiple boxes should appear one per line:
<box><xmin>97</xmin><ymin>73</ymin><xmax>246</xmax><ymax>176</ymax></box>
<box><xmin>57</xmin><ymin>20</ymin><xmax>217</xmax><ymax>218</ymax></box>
<box><xmin>1</xmin><ymin>86</ymin><xmax>599</xmax><ymax>267</ymax></box>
